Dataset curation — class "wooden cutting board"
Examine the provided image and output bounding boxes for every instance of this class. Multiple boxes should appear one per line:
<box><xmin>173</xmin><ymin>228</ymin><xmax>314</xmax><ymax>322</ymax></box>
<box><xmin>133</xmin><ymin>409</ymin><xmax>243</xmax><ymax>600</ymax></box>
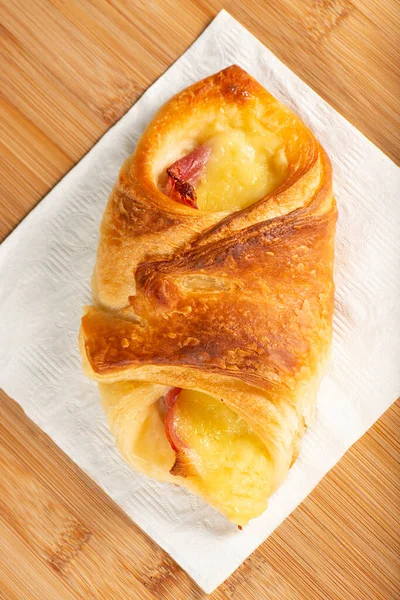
<box><xmin>0</xmin><ymin>1</ymin><xmax>399</xmax><ymax>598</ymax></box>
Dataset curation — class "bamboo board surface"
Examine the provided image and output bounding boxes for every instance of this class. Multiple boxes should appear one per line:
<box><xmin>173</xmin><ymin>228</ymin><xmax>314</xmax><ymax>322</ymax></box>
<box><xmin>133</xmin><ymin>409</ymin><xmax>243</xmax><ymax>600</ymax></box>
<box><xmin>0</xmin><ymin>1</ymin><xmax>399</xmax><ymax>598</ymax></box>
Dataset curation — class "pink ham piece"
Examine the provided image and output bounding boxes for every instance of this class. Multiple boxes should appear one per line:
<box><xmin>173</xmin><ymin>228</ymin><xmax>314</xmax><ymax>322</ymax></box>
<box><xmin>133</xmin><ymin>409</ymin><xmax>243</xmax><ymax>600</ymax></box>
<box><xmin>164</xmin><ymin>387</ymin><xmax>183</xmax><ymax>452</ymax></box>
<box><xmin>163</xmin><ymin>387</ymin><xmax>197</xmax><ymax>478</ymax></box>
<box><xmin>165</xmin><ymin>145</ymin><xmax>211</xmax><ymax>208</ymax></box>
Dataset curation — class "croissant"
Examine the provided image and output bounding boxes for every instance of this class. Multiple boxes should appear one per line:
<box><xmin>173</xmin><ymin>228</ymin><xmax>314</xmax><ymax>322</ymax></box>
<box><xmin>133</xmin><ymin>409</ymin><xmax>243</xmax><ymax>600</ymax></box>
<box><xmin>79</xmin><ymin>65</ymin><xmax>337</xmax><ymax>526</ymax></box>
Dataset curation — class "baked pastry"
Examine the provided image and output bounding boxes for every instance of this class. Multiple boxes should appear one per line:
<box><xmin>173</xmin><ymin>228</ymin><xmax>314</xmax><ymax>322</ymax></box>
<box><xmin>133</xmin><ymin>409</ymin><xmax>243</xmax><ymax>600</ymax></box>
<box><xmin>79</xmin><ymin>65</ymin><xmax>337</xmax><ymax>526</ymax></box>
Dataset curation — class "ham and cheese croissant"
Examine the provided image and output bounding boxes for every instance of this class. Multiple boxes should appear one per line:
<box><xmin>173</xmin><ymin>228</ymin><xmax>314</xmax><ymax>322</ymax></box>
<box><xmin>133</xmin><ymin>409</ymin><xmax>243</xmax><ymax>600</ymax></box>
<box><xmin>79</xmin><ymin>65</ymin><xmax>337</xmax><ymax>526</ymax></box>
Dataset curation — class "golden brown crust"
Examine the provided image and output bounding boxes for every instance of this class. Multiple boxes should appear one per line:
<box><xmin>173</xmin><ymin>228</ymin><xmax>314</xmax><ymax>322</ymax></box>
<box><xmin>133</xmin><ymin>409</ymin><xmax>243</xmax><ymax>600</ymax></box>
<box><xmin>82</xmin><ymin>203</ymin><xmax>335</xmax><ymax>389</ymax></box>
<box><xmin>79</xmin><ymin>65</ymin><xmax>337</xmax><ymax>524</ymax></box>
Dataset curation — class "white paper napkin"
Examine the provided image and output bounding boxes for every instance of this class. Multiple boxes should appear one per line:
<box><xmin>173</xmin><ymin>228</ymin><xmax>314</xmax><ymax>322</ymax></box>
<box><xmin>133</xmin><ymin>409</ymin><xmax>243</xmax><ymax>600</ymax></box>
<box><xmin>0</xmin><ymin>10</ymin><xmax>399</xmax><ymax>593</ymax></box>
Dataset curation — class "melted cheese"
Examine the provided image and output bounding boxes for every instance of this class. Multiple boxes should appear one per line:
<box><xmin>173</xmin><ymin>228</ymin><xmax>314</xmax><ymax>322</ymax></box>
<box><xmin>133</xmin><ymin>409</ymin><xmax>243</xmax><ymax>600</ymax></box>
<box><xmin>132</xmin><ymin>385</ymin><xmax>272</xmax><ymax>524</ymax></box>
<box><xmin>174</xmin><ymin>390</ymin><xmax>272</xmax><ymax>525</ymax></box>
<box><xmin>195</xmin><ymin>125</ymin><xmax>287</xmax><ymax>213</ymax></box>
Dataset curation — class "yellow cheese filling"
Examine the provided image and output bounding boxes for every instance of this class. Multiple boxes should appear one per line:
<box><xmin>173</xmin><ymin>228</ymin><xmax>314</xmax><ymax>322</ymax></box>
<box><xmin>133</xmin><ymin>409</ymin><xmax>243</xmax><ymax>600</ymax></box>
<box><xmin>159</xmin><ymin>110</ymin><xmax>288</xmax><ymax>214</ymax></box>
<box><xmin>175</xmin><ymin>390</ymin><xmax>272</xmax><ymax>524</ymax></box>
<box><xmin>134</xmin><ymin>388</ymin><xmax>271</xmax><ymax>525</ymax></box>
<box><xmin>195</xmin><ymin>127</ymin><xmax>287</xmax><ymax>213</ymax></box>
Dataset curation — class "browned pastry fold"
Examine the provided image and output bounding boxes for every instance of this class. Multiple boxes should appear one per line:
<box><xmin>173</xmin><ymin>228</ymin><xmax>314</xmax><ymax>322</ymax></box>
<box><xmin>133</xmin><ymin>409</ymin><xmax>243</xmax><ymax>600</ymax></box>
<box><xmin>79</xmin><ymin>65</ymin><xmax>337</xmax><ymax>526</ymax></box>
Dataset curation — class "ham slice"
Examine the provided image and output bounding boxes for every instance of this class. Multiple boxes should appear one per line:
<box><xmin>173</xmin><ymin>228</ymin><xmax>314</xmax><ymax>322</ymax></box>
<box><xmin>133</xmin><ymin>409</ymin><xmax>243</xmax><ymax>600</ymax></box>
<box><xmin>164</xmin><ymin>145</ymin><xmax>211</xmax><ymax>208</ymax></box>
<box><xmin>163</xmin><ymin>387</ymin><xmax>197</xmax><ymax>477</ymax></box>
<box><xmin>164</xmin><ymin>387</ymin><xmax>183</xmax><ymax>452</ymax></box>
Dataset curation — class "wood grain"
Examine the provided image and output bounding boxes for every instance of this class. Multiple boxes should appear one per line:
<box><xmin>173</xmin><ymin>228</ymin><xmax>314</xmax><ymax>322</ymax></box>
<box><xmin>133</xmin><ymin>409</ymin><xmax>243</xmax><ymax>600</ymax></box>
<box><xmin>0</xmin><ymin>1</ymin><xmax>399</xmax><ymax>598</ymax></box>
